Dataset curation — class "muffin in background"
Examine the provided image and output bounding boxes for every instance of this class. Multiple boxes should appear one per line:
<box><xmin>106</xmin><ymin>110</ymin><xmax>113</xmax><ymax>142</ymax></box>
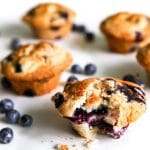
<box><xmin>22</xmin><ymin>3</ymin><xmax>76</xmax><ymax>39</ymax></box>
<box><xmin>100</xmin><ymin>12</ymin><xmax>150</xmax><ymax>53</ymax></box>
<box><xmin>1</xmin><ymin>42</ymin><xmax>72</xmax><ymax>96</ymax></box>
<box><xmin>137</xmin><ymin>43</ymin><xmax>150</xmax><ymax>82</ymax></box>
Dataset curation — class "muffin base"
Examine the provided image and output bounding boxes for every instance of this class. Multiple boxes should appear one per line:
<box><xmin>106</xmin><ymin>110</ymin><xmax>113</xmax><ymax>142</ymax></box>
<box><xmin>105</xmin><ymin>36</ymin><xmax>150</xmax><ymax>53</ymax></box>
<box><xmin>10</xmin><ymin>75</ymin><xmax>60</xmax><ymax>96</ymax></box>
<box><xmin>33</xmin><ymin>23</ymin><xmax>72</xmax><ymax>39</ymax></box>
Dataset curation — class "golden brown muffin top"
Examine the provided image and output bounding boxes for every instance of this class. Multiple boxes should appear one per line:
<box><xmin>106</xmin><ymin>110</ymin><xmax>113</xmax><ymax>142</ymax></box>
<box><xmin>22</xmin><ymin>3</ymin><xmax>76</xmax><ymax>30</ymax></box>
<box><xmin>137</xmin><ymin>43</ymin><xmax>150</xmax><ymax>70</ymax></box>
<box><xmin>1</xmin><ymin>42</ymin><xmax>72</xmax><ymax>81</ymax></box>
<box><xmin>101</xmin><ymin>12</ymin><xmax>150</xmax><ymax>41</ymax></box>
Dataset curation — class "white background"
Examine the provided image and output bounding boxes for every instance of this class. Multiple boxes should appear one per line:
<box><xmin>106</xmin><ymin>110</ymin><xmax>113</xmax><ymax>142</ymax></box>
<box><xmin>0</xmin><ymin>0</ymin><xmax>150</xmax><ymax>150</ymax></box>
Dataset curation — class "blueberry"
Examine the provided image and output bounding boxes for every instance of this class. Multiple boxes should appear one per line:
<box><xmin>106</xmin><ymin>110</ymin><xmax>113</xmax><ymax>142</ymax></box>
<box><xmin>72</xmin><ymin>24</ymin><xmax>86</xmax><ymax>33</ymax></box>
<box><xmin>84</xmin><ymin>63</ymin><xmax>97</xmax><ymax>75</ymax></box>
<box><xmin>135</xmin><ymin>31</ymin><xmax>143</xmax><ymax>42</ymax></box>
<box><xmin>123</xmin><ymin>74</ymin><xmax>135</xmax><ymax>82</ymax></box>
<box><xmin>1</xmin><ymin>77</ymin><xmax>11</xmax><ymax>89</ymax></box>
<box><xmin>15</xmin><ymin>63</ymin><xmax>22</xmax><ymax>73</ymax></box>
<box><xmin>59</xmin><ymin>11</ymin><xmax>68</xmax><ymax>19</ymax></box>
<box><xmin>85</xmin><ymin>32</ymin><xmax>95</xmax><ymax>42</ymax></box>
<box><xmin>5</xmin><ymin>110</ymin><xmax>20</xmax><ymax>124</ymax></box>
<box><xmin>0</xmin><ymin>99</ymin><xmax>14</xmax><ymax>113</ymax></box>
<box><xmin>20</xmin><ymin>114</ymin><xmax>33</xmax><ymax>127</ymax></box>
<box><xmin>71</xmin><ymin>64</ymin><xmax>82</xmax><ymax>74</ymax></box>
<box><xmin>67</xmin><ymin>75</ymin><xmax>78</xmax><ymax>82</ymax></box>
<box><xmin>10</xmin><ymin>38</ymin><xmax>21</xmax><ymax>50</ymax></box>
<box><xmin>72</xmin><ymin>24</ymin><xmax>78</xmax><ymax>32</ymax></box>
<box><xmin>0</xmin><ymin>128</ymin><xmax>13</xmax><ymax>144</ymax></box>
<box><xmin>53</xmin><ymin>93</ymin><xmax>64</xmax><ymax>108</ymax></box>
<box><xmin>123</xmin><ymin>74</ymin><xmax>145</xmax><ymax>87</ymax></box>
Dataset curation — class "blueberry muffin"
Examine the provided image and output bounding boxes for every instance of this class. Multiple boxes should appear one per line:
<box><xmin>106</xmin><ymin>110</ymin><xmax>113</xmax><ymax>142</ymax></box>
<box><xmin>1</xmin><ymin>42</ymin><xmax>72</xmax><ymax>95</ymax></box>
<box><xmin>22</xmin><ymin>3</ymin><xmax>76</xmax><ymax>39</ymax></box>
<box><xmin>137</xmin><ymin>43</ymin><xmax>150</xmax><ymax>81</ymax></box>
<box><xmin>52</xmin><ymin>77</ymin><xmax>146</xmax><ymax>139</ymax></box>
<box><xmin>100</xmin><ymin>12</ymin><xmax>150</xmax><ymax>53</ymax></box>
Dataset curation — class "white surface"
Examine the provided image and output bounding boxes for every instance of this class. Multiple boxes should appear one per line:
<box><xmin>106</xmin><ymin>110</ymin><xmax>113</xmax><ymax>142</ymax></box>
<box><xmin>0</xmin><ymin>0</ymin><xmax>150</xmax><ymax>150</ymax></box>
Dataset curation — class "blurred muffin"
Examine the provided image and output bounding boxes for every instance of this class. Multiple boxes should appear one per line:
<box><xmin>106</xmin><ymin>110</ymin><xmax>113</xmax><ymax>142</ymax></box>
<box><xmin>100</xmin><ymin>12</ymin><xmax>150</xmax><ymax>53</ymax></box>
<box><xmin>137</xmin><ymin>43</ymin><xmax>150</xmax><ymax>82</ymax></box>
<box><xmin>22</xmin><ymin>3</ymin><xmax>76</xmax><ymax>39</ymax></box>
<box><xmin>1</xmin><ymin>42</ymin><xmax>72</xmax><ymax>96</ymax></box>
<box><xmin>52</xmin><ymin>77</ymin><xmax>146</xmax><ymax>139</ymax></box>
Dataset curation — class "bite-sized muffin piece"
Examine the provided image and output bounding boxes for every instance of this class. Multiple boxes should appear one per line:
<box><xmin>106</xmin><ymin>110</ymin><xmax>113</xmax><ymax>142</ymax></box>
<box><xmin>1</xmin><ymin>42</ymin><xmax>72</xmax><ymax>96</ymax></box>
<box><xmin>52</xmin><ymin>77</ymin><xmax>146</xmax><ymax>139</ymax></box>
<box><xmin>22</xmin><ymin>3</ymin><xmax>76</xmax><ymax>39</ymax></box>
<box><xmin>100</xmin><ymin>12</ymin><xmax>150</xmax><ymax>53</ymax></box>
<box><xmin>137</xmin><ymin>43</ymin><xmax>150</xmax><ymax>82</ymax></box>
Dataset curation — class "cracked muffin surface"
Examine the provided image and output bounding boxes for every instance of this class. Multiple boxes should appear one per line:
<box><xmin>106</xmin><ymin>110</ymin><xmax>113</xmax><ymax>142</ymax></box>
<box><xmin>1</xmin><ymin>42</ymin><xmax>72</xmax><ymax>95</ymax></box>
<box><xmin>52</xmin><ymin>77</ymin><xmax>146</xmax><ymax>139</ymax></box>
<box><xmin>22</xmin><ymin>3</ymin><xmax>76</xmax><ymax>39</ymax></box>
<box><xmin>100</xmin><ymin>12</ymin><xmax>150</xmax><ymax>53</ymax></box>
<box><xmin>1</xmin><ymin>42</ymin><xmax>72</xmax><ymax>81</ymax></box>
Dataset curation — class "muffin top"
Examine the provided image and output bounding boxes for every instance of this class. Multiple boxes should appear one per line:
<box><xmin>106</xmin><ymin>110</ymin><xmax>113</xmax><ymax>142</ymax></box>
<box><xmin>22</xmin><ymin>3</ymin><xmax>76</xmax><ymax>30</ymax></box>
<box><xmin>137</xmin><ymin>43</ymin><xmax>150</xmax><ymax>70</ymax></box>
<box><xmin>101</xmin><ymin>12</ymin><xmax>150</xmax><ymax>41</ymax></box>
<box><xmin>1</xmin><ymin>42</ymin><xmax>72</xmax><ymax>81</ymax></box>
<box><xmin>52</xmin><ymin>77</ymin><xmax>146</xmax><ymax>127</ymax></box>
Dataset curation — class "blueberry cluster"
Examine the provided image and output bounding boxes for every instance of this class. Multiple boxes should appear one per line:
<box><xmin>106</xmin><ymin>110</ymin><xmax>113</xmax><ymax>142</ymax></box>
<box><xmin>72</xmin><ymin>24</ymin><xmax>95</xmax><ymax>42</ymax></box>
<box><xmin>0</xmin><ymin>99</ymin><xmax>33</xmax><ymax>144</ymax></box>
<box><xmin>67</xmin><ymin>63</ymin><xmax>97</xmax><ymax>82</ymax></box>
<box><xmin>71</xmin><ymin>63</ymin><xmax>97</xmax><ymax>75</ymax></box>
<box><xmin>122</xmin><ymin>74</ymin><xmax>145</xmax><ymax>88</ymax></box>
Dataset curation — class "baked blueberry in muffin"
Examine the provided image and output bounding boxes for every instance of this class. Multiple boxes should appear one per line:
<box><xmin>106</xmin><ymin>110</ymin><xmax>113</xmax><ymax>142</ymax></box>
<box><xmin>100</xmin><ymin>12</ymin><xmax>150</xmax><ymax>53</ymax></box>
<box><xmin>22</xmin><ymin>3</ymin><xmax>76</xmax><ymax>39</ymax></box>
<box><xmin>1</xmin><ymin>42</ymin><xmax>72</xmax><ymax>96</ymax></box>
<box><xmin>52</xmin><ymin>77</ymin><xmax>146</xmax><ymax>139</ymax></box>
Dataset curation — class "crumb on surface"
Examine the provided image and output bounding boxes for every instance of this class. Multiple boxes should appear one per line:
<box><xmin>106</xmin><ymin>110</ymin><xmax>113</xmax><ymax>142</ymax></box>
<box><xmin>57</xmin><ymin>144</ymin><xmax>77</xmax><ymax>150</ymax></box>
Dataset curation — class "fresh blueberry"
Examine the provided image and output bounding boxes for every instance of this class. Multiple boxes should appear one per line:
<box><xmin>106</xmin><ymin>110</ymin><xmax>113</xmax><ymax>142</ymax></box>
<box><xmin>10</xmin><ymin>38</ymin><xmax>21</xmax><ymax>50</ymax></box>
<box><xmin>72</xmin><ymin>24</ymin><xmax>86</xmax><ymax>33</ymax></box>
<box><xmin>1</xmin><ymin>77</ymin><xmax>11</xmax><ymax>89</ymax></box>
<box><xmin>53</xmin><ymin>93</ymin><xmax>64</xmax><ymax>108</ymax></box>
<box><xmin>67</xmin><ymin>75</ymin><xmax>78</xmax><ymax>82</ymax></box>
<box><xmin>5</xmin><ymin>110</ymin><xmax>20</xmax><ymax>124</ymax></box>
<box><xmin>15</xmin><ymin>63</ymin><xmax>22</xmax><ymax>73</ymax></box>
<box><xmin>71</xmin><ymin>64</ymin><xmax>82</xmax><ymax>74</ymax></box>
<box><xmin>0</xmin><ymin>99</ymin><xmax>14</xmax><ymax>113</ymax></box>
<box><xmin>72</xmin><ymin>24</ymin><xmax>78</xmax><ymax>32</ymax></box>
<box><xmin>0</xmin><ymin>128</ymin><xmax>13</xmax><ymax>144</ymax></box>
<box><xmin>85</xmin><ymin>32</ymin><xmax>95</xmax><ymax>42</ymax></box>
<box><xmin>84</xmin><ymin>63</ymin><xmax>97</xmax><ymax>75</ymax></box>
<box><xmin>123</xmin><ymin>74</ymin><xmax>145</xmax><ymax>87</ymax></box>
<box><xmin>123</xmin><ymin>74</ymin><xmax>135</xmax><ymax>82</ymax></box>
<box><xmin>20</xmin><ymin>114</ymin><xmax>33</xmax><ymax>127</ymax></box>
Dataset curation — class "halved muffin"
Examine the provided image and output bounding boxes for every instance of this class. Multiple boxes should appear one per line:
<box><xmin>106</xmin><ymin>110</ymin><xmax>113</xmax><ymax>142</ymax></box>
<box><xmin>52</xmin><ymin>77</ymin><xmax>146</xmax><ymax>139</ymax></box>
